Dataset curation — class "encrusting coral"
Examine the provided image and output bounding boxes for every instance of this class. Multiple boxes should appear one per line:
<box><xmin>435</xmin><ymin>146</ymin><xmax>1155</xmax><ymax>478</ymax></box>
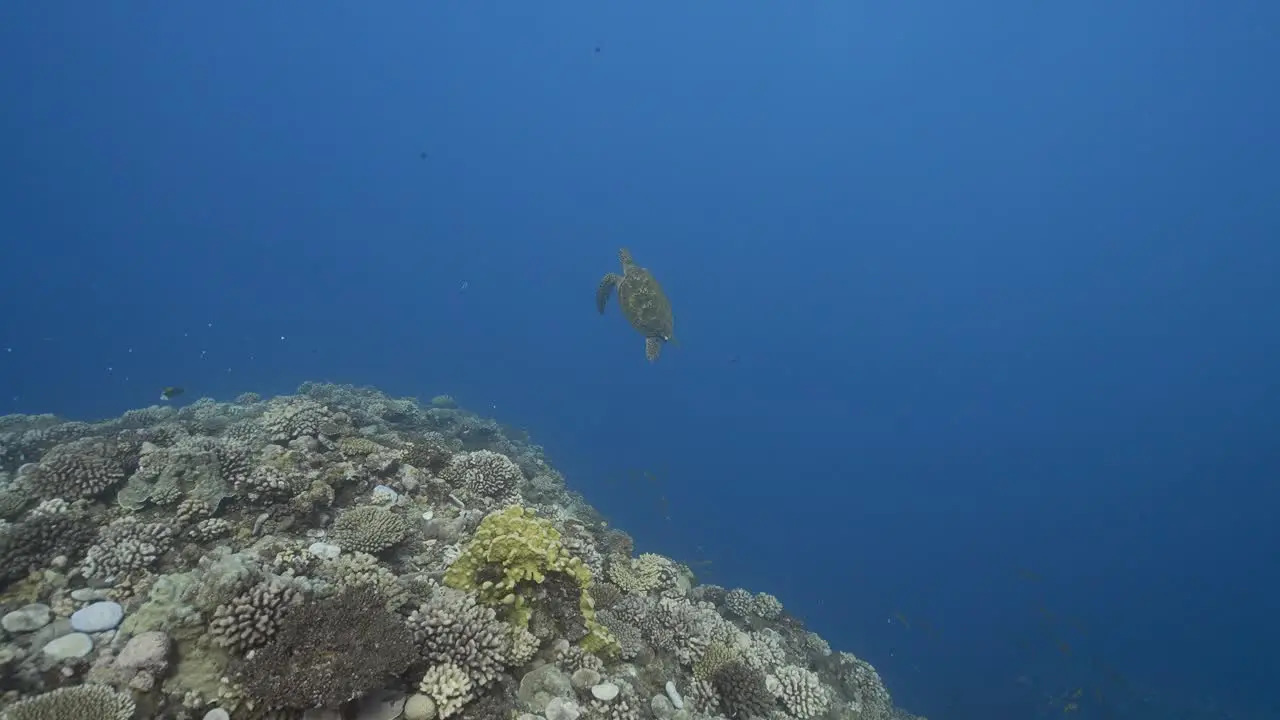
<box><xmin>0</xmin><ymin>383</ymin><xmax>924</xmax><ymax>720</ymax></box>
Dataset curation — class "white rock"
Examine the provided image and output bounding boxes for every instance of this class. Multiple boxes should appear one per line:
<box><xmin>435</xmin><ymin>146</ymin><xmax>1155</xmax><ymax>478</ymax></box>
<box><xmin>202</xmin><ymin>710</ymin><xmax>231</xmax><ymax>720</ymax></box>
<box><xmin>115</xmin><ymin>630</ymin><xmax>171</xmax><ymax>672</ymax></box>
<box><xmin>650</xmin><ymin>695</ymin><xmax>675</xmax><ymax>720</ymax></box>
<box><xmin>371</xmin><ymin>485</ymin><xmax>398</xmax><ymax>503</ymax></box>
<box><xmin>2</xmin><ymin>603</ymin><xmax>52</xmax><ymax>633</ymax></box>
<box><xmin>308</xmin><ymin>542</ymin><xmax>341</xmax><ymax>560</ymax></box>
<box><xmin>70</xmin><ymin>600</ymin><xmax>123</xmax><ymax>632</ymax></box>
<box><xmin>591</xmin><ymin>682</ymin><xmax>619</xmax><ymax>702</ymax></box>
<box><xmin>665</xmin><ymin>680</ymin><xmax>684</xmax><ymax>709</ymax></box>
<box><xmin>544</xmin><ymin>698</ymin><xmax>581</xmax><ymax>720</ymax></box>
<box><xmin>43</xmin><ymin>632</ymin><xmax>93</xmax><ymax>660</ymax></box>
<box><xmin>70</xmin><ymin>587</ymin><xmax>108</xmax><ymax>602</ymax></box>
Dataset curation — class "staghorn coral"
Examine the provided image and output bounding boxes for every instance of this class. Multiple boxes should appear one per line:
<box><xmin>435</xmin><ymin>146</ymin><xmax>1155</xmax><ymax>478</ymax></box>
<box><xmin>0</xmin><ymin>684</ymin><xmax>135</xmax><ymax>720</ymax></box>
<box><xmin>407</xmin><ymin>584</ymin><xmax>512</xmax><ymax>688</ymax></box>
<box><xmin>208</xmin><ymin>579</ymin><xmax>303</xmax><ymax>654</ymax></box>
<box><xmin>329</xmin><ymin>505</ymin><xmax>411</xmax><ymax>553</ymax></box>
<box><xmin>238</xmin><ymin>587</ymin><xmax>416</xmax><ymax>709</ymax></box>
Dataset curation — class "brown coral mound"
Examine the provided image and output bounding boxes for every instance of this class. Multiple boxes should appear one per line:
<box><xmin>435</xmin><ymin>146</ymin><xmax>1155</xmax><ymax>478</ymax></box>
<box><xmin>237</xmin><ymin>587</ymin><xmax>416</xmax><ymax>710</ymax></box>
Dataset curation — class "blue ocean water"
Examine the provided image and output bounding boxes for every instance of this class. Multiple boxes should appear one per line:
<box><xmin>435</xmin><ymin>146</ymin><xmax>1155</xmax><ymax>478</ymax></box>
<box><xmin>2</xmin><ymin>4</ymin><xmax>1277</xmax><ymax>718</ymax></box>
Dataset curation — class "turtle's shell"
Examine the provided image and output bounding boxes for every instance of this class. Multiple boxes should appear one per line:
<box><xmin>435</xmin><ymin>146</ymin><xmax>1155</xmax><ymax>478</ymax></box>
<box><xmin>617</xmin><ymin>265</ymin><xmax>674</xmax><ymax>339</ymax></box>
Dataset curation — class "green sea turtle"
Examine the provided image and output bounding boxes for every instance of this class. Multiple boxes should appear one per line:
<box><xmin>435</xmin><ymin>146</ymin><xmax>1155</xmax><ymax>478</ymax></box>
<box><xmin>596</xmin><ymin>247</ymin><xmax>676</xmax><ymax>362</ymax></box>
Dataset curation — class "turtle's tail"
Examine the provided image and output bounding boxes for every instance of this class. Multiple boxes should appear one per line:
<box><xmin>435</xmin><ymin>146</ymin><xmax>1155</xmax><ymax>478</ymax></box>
<box><xmin>646</xmin><ymin>337</ymin><xmax>663</xmax><ymax>362</ymax></box>
<box><xmin>596</xmin><ymin>273</ymin><xmax>620</xmax><ymax>314</ymax></box>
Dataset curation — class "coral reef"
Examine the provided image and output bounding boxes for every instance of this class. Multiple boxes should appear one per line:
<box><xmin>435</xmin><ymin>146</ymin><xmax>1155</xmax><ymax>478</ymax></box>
<box><xmin>0</xmin><ymin>384</ymin><xmax>922</xmax><ymax>720</ymax></box>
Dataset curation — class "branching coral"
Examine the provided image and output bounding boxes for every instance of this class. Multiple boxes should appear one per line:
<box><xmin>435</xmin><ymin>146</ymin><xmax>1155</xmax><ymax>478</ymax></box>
<box><xmin>237</xmin><ymin>587</ymin><xmax>416</xmax><ymax>709</ymax></box>
<box><xmin>770</xmin><ymin>664</ymin><xmax>830</xmax><ymax>719</ymax></box>
<box><xmin>30</xmin><ymin>440</ymin><xmax>126</xmax><ymax>499</ymax></box>
<box><xmin>407</xmin><ymin>585</ymin><xmax>512</xmax><ymax>688</ymax></box>
<box><xmin>418</xmin><ymin>662</ymin><xmax>475</xmax><ymax>719</ymax></box>
<box><xmin>78</xmin><ymin>516</ymin><xmax>174</xmax><ymax>581</ymax></box>
<box><xmin>0</xmin><ymin>511</ymin><xmax>95</xmax><ymax>588</ymax></box>
<box><xmin>835</xmin><ymin>651</ymin><xmax>894</xmax><ymax>720</ymax></box>
<box><xmin>606</xmin><ymin>552</ymin><xmax>678</xmax><ymax>595</ymax></box>
<box><xmin>208</xmin><ymin>579</ymin><xmax>303</xmax><ymax>653</ymax></box>
<box><xmin>711</xmin><ymin>661</ymin><xmax>775</xmax><ymax>720</ymax></box>
<box><xmin>0</xmin><ymin>684</ymin><xmax>135</xmax><ymax>720</ymax></box>
<box><xmin>439</xmin><ymin>449</ymin><xmax>522</xmax><ymax>502</ymax></box>
<box><xmin>259</xmin><ymin>397</ymin><xmax>330</xmax><ymax>443</ymax></box>
<box><xmin>329</xmin><ymin>506</ymin><xmax>411</xmax><ymax>554</ymax></box>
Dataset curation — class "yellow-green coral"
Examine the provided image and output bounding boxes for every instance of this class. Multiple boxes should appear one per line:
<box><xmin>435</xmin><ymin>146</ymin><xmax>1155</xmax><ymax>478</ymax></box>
<box><xmin>606</xmin><ymin>552</ymin><xmax>674</xmax><ymax>594</ymax></box>
<box><xmin>443</xmin><ymin>505</ymin><xmax>616</xmax><ymax>654</ymax></box>
<box><xmin>337</xmin><ymin>436</ymin><xmax>382</xmax><ymax>456</ymax></box>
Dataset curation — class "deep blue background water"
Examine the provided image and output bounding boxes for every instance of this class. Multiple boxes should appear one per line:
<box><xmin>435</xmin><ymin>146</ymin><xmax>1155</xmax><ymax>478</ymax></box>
<box><xmin>3</xmin><ymin>4</ymin><xmax>1278</xmax><ymax>718</ymax></box>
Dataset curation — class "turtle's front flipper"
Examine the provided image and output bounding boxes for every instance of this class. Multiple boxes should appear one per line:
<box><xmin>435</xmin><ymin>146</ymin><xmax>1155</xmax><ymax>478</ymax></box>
<box><xmin>645</xmin><ymin>337</ymin><xmax>663</xmax><ymax>362</ymax></box>
<box><xmin>596</xmin><ymin>273</ymin><xmax>621</xmax><ymax>314</ymax></box>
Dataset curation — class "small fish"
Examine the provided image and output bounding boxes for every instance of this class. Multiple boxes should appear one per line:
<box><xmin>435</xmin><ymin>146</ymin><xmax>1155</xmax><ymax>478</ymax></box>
<box><xmin>160</xmin><ymin>386</ymin><xmax>185</xmax><ymax>401</ymax></box>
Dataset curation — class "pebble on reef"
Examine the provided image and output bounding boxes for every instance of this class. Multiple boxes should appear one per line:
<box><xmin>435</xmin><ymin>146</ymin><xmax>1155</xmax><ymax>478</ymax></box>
<box><xmin>70</xmin><ymin>600</ymin><xmax>124</xmax><ymax>632</ymax></box>
<box><xmin>42</xmin><ymin>632</ymin><xmax>93</xmax><ymax>660</ymax></box>
<box><xmin>2</xmin><ymin>603</ymin><xmax>52</xmax><ymax>633</ymax></box>
<box><xmin>665</xmin><ymin>679</ymin><xmax>684</xmax><ymax>709</ymax></box>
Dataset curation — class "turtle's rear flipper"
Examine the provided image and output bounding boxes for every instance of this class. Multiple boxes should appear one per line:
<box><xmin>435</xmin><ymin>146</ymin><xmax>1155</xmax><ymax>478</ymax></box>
<box><xmin>645</xmin><ymin>337</ymin><xmax>663</xmax><ymax>362</ymax></box>
<box><xmin>596</xmin><ymin>273</ymin><xmax>621</xmax><ymax>314</ymax></box>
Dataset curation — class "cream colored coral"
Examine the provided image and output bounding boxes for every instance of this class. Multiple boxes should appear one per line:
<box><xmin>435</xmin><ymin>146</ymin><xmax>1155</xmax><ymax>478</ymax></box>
<box><xmin>419</xmin><ymin>662</ymin><xmax>475</xmax><ymax>719</ymax></box>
